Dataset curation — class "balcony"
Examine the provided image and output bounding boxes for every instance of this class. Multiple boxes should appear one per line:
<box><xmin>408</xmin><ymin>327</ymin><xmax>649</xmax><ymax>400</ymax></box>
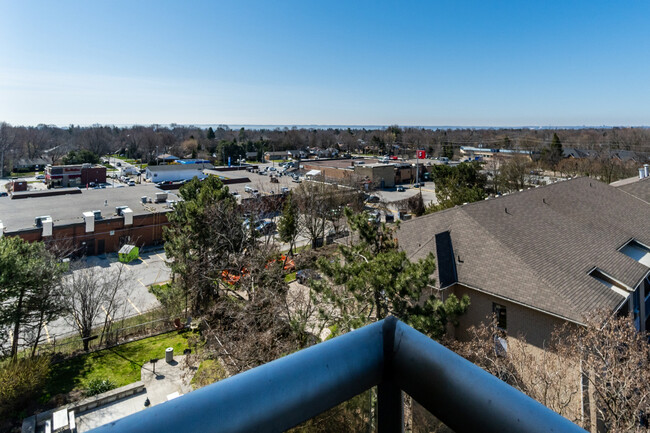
<box><xmin>88</xmin><ymin>317</ymin><xmax>585</xmax><ymax>433</ymax></box>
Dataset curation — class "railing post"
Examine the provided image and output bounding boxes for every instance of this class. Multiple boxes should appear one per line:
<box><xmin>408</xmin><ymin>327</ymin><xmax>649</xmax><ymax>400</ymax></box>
<box><xmin>378</xmin><ymin>317</ymin><xmax>403</xmax><ymax>432</ymax></box>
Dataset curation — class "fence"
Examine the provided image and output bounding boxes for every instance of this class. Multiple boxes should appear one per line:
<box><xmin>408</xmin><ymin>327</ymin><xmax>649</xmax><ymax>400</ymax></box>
<box><xmin>36</xmin><ymin>308</ymin><xmax>181</xmax><ymax>360</ymax></box>
<box><xmin>88</xmin><ymin>317</ymin><xmax>586</xmax><ymax>433</ymax></box>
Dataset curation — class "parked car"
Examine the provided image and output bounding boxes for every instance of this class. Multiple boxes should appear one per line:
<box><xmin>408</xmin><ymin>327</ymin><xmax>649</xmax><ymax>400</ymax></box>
<box><xmin>292</xmin><ymin>177</ymin><xmax>302</xmax><ymax>183</ymax></box>
<box><xmin>128</xmin><ymin>180</ymin><xmax>136</xmax><ymax>186</ymax></box>
<box><xmin>35</xmin><ymin>174</ymin><xmax>45</xmax><ymax>179</ymax></box>
<box><xmin>116</xmin><ymin>162</ymin><xmax>122</xmax><ymax>167</ymax></box>
<box><xmin>296</xmin><ymin>269</ymin><xmax>321</xmax><ymax>285</ymax></box>
<box><xmin>396</xmin><ymin>186</ymin><xmax>405</xmax><ymax>192</ymax></box>
<box><xmin>0</xmin><ymin>192</ymin><xmax>8</xmax><ymax>197</ymax></box>
<box><xmin>270</xmin><ymin>176</ymin><xmax>279</xmax><ymax>183</ymax></box>
<box><xmin>367</xmin><ymin>195</ymin><xmax>380</xmax><ymax>203</ymax></box>
<box><xmin>255</xmin><ymin>220</ymin><xmax>276</xmax><ymax>235</ymax></box>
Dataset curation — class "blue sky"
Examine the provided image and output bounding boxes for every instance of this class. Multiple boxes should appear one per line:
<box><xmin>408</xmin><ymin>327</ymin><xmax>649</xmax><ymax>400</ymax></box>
<box><xmin>1</xmin><ymin>1</ymin><xmax>649</xmax><ymax>126</ymax></box>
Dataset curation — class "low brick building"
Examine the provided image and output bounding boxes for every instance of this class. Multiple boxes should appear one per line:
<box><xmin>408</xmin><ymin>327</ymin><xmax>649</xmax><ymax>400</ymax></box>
<box><xmin>0</xmin><ymin>185</ymin><xmax>177</xmax><ymax>256</ymax></box>
<box><xmin>45</xmin><ymin>163</ymin><xmax>107</xmax><ymax>188</ymax></box>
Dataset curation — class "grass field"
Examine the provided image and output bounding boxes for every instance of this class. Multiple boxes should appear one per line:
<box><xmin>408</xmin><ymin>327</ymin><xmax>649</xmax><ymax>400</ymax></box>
<box><xmin>44</xmin><ymin>330</ymin><xmax>197</xmax><ymax>402</ymax></box>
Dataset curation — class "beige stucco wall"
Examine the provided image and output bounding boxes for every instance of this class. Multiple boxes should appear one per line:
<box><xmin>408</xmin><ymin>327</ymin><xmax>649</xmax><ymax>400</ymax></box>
<box><xmin>449</xmin><ymin>284</ymin><xmax>574</xmax><ymax>349</ymax></box>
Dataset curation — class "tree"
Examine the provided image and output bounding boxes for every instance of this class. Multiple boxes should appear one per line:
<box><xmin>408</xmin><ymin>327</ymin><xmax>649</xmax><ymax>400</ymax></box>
<box><xmin>541</xmin><ymin>133</ymin><xmax>563</xmax><ymax>169</ymax></box>
<box><xmin>453</xmin><ymin>313</ymin><xmax>650</xmax><ymax>432</ymax></box>
<box><xmin>62</xmin><ymin>149</ymin><xmax>100</xmax><ymax>165</ymax></box>
<box><xmin>164</xmin><ymin>176</ymin><xmax>250</xmax><ymax>313</ymax></box>
<box><xmin>57</xmin><ymin>263</ymin><xmax>131</xmax><ymax>351</ymax></box>
<box><xmin>206</xmin><ymin>127</ymin><xmax>216</xmax><ymax>140</ymax></box>
<box><xmin>311</xmin><ymin>208</ymin><xmax>469</xmax><ymax>338</ymax></box>
<box><xmin>499</xmin><ymin>155</ymin><xmax>532</xmax><ymax>192</ymax></box>
<box><xmin>0</xmin><ymin>122</ymin><xmax>15</xmax><ymax>177</ymax></box>
<box><xmin>427</xmin><ymin>162</ymin><xmax>487</xmax><ymax>212</ymax></box>
<box><xmin>0</xmin><ymin>237</ymin><xmax>64</xmax><ymax>359</ymax></box>
<box><xmin>278</xmin><ymin>192</ymin><xmax>300</xmax><ymax>256</ymax></box>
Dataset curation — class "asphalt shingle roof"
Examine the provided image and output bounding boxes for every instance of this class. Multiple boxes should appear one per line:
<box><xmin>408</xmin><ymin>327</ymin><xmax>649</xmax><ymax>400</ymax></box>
<box><xmin>617</xmin><ymin>176</ymin><xmax>650</xmax><ymax>204</ymax></box>
<box><xmin>397</xmin><ymin>177</ymin><xmax>650</xmax><ymax>324</ymax></box>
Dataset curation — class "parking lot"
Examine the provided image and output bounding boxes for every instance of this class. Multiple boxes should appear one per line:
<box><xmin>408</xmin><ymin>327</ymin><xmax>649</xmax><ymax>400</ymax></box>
<box><xmin>44</xmin><ymin>249</ymin><xmax>170</xmax><ymax>340</ymax></box>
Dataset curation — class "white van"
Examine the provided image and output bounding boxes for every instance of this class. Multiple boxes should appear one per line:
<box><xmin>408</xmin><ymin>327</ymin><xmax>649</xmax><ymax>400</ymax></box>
<box><xmin>245</xmin><ymin>185</ymin><xmax>253</xmax><ymax>193</ymax></box>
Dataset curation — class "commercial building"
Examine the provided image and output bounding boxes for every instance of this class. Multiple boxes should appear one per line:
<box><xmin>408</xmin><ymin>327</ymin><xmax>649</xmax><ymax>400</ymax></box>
<box><xmin>459</xmin><ymin>146</ymin><xmax>533</xmax><ymax>161</ymax></box>
<box><xmin>0</xmin><ymin>185</ymin><xmax>178</xmax><ymax>256</ymax></box>
<box><xmin>45</xmin><ymin>164</ymin><xmax>107</xmax><ymax>188</ymax></box>
<box><xmin>145</xmin><ymin>163</ymin><xmax>213</xmax><ymax>183</ymax></box>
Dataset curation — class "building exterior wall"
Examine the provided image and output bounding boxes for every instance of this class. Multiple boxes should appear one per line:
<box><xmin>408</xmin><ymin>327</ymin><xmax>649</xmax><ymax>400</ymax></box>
<box><xmin>46</xmin><ymin>165</ymin><xmax>107</xmax><ymax>188</ymax></box>
<box><xmin>394</xmin><ymin>166</ymin><xmax>415</xmax><ymax>184</ymax></box>
<box><xmin>302</xmin><ymin>164</ymin><xmax>351</xmax><ymax>181</ymax></box>
<box><xmin>81</xmin><ymin>167</ymin><xmax>107</xmax><ymax>184</ymax></box>
<box><xmin>449</xmin><ymin>284</ymin><xmax>572</xmax><ymax>349</ymax></box>
<box><xmin>146</xmin><ymin>168</ymin><xmax>207</xmax><ymax>183</ymax></box>
<box><xmin>354</xmin><ymin>165</ymin><xmax>395</xmax><ymax>188</ymax></box>
<box><xmin>9</xmin><ymin>180</ymin><xmax>28</xmax><ymax>192</ymax></box>
<box><xmin>6</xmin><ymin>212</ymin><xmax>170</xmax><ymax>256</ymax></box>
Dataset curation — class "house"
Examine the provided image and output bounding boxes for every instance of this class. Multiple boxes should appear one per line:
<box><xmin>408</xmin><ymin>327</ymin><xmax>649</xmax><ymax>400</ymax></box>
<box><xmin>157</xmin><ymin>154</ymin><xmax>179</xmax><ymax>163</ymax></box>
<box><xmin>13</xmin><ymin>157</ymin><xmax>50</xmax><ymax>172</ymax></box>
<box><xmin>264</xmin><ymin>151</ymin><xmax>291</xmax><ymax>161</ymax></box>
<box><xmin>396</xmin><ymin>177</ymin><xmax>650</xmax><ymax>348</ymax></box>
<box><xmin>145</xmin><ymin>163</ymin><xmax>213</xmax><ymax>183</ymax></box>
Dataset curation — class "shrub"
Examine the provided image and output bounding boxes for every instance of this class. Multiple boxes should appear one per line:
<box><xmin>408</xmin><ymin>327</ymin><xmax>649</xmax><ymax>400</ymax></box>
<box><xmin>86</xmin><ymin>378</ymin><xmax>116</xmax><ymax>396</ymax></box>
<box><xmin>0</xmin><ymin>356</ymin><xmax>51</xmax><ymax>419</ymax></box>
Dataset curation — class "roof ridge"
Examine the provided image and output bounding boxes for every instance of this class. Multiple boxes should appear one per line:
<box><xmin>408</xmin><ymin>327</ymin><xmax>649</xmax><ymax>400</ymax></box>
<box><xmin>458</xmin><ymin>206</ymin><xmax>584</xmax><ymax>320</ymax></box>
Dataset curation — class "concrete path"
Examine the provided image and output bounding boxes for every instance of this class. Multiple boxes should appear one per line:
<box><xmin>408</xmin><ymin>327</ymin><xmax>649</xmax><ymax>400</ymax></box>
<box><xmin>141</xmin><ymin>354</ymin><xmax>194</xmax><ymax>406</ymax></box>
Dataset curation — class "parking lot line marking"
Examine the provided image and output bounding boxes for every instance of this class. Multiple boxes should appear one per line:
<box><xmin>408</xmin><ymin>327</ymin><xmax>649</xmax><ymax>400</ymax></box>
<box><xmin>101</xmin><ymin>305</ymin><xmax>112</xmax><ymax>321</ymax></box>
<box><xmin>156</xmin><ymin>254</ymin><xmax>165</xmax><ymax>262</ymax></box>
<box><xmin>127</xmin><ymin>298</ymin><xmax>141</xmax><ymax>314</ymax></box>
<box><xmin>138</xmin><ymin>279</ymin><xmax>146</xmax><ymax>288</ymax></box>
<box><xmin>44</xmin><ymin>323</ymin><xmax>51</xmax><ymax>343</ymax></box>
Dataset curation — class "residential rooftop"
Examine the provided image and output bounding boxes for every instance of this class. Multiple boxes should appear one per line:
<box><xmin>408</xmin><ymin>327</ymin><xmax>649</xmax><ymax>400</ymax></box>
<box><xmin>613</xmin><ymin>175</ymin><xmax>650</xmax><ymax>204</ymax></box>
<box><xmin>396</xmin><ymin>177</ymin><xmax>650</xmax><ymax>324</ymax></box>
<box><xmin>0</xmin><ymin>185</ymin><xmax>179</xmax><ymax>232</ymax></box>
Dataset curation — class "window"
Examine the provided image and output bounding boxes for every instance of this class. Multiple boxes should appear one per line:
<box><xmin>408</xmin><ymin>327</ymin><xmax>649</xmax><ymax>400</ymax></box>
<box><xmin>620</xmin><ymin>240</ymin><xmax>650</xmax><ymax>267</ymax></box>
<box><xmin>493</xmin><ymin>303</ymin><xmax>507</xmax><ymax>330</ymax></box>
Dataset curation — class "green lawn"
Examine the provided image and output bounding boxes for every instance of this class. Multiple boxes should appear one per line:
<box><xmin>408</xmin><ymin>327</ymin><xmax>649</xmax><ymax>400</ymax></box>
<box><xmin>44</xmin><ymin>330</ymin><xmax>197</xmax><ymax>401</ymax></box>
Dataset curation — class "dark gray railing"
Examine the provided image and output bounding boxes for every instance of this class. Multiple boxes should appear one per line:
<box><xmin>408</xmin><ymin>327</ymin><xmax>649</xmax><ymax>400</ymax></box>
<box><xmin>88</xmin><ymin>317</ymin><xmax>586</xmax><ymax>433</ymax></box>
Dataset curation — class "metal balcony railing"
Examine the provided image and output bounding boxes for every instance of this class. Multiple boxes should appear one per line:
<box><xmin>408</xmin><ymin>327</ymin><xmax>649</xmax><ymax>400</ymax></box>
<box><xmin>88</xmin><ymin>317</ymin><xmax>586</xmax><ymax>433</ymax></box>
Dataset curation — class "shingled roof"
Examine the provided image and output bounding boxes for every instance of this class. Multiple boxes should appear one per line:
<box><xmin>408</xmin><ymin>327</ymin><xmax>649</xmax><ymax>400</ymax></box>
<box><xmin>616</xmin><ymin>176</ymin><xmax>650</xmax><ymax>204</ymax></box>
<box><xmin>396</xmin><ymin>177</ymin><xmax>650</xmax><ymax>324</ymax></box>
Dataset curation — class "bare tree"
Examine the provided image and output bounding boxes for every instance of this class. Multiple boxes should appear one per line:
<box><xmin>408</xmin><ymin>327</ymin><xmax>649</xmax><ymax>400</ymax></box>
<box><xmin>452</xmin><ymin>313</ymin><xmax>650</xmax><ymax>432</ymax></box>
<box><xmin>57</xmin><ymin>263</ymin><xmax>131</xmax><ymax>351</ymax></box>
